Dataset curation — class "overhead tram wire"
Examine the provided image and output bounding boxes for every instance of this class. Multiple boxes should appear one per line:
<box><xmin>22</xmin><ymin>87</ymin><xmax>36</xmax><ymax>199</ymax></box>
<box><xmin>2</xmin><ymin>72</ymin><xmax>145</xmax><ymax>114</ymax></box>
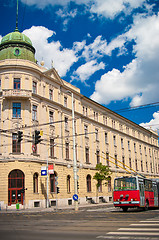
<box><xmin>114</xmin><ymin>101</ymin><xmax>159</xmax><ymax>113</ymax></box>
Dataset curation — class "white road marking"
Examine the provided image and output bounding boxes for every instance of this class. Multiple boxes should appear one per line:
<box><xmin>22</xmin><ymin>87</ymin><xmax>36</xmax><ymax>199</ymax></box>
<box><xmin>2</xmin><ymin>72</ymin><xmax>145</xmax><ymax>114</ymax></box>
<box><xmin>119</xmin><ymin>228</ymin><xmax>159</xmax><ymax>231</ymax></box>
<box><xmin>131</xmin><ymin>223</ymin><xmax>159</xmax><ymax>226</ymax></box>
<box><xmin>107</xmin><ymin>232</ymin><xmax>159</xmax><ymax>236</ymax></box>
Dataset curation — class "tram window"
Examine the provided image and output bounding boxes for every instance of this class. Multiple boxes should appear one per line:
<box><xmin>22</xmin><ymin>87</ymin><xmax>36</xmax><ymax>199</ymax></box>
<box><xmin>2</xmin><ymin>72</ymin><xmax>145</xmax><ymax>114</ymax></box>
<box><xmin>114</xmin><ymin>177</ymin><xmax>137</xmax><ymax>190</ymax></box>
<box><xmin>145</xmin><ymin>180</ymin><xmax>152</xmax><ymax>191</ymax></box>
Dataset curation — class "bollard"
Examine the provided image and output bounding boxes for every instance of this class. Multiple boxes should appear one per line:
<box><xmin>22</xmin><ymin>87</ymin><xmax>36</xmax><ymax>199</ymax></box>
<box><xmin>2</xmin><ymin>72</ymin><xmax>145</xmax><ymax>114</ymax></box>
<box><xmin>16</xmin><ymin>203</ymin><xmax>19</xmax><ymax>210</ymax></box>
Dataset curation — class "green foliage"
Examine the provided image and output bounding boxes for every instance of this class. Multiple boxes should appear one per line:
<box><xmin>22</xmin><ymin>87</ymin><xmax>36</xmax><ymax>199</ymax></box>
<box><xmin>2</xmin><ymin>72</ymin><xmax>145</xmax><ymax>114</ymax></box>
<box><xmin>93</xmin><ymin>163</ymin><xmax>112</xmax><ymax>188</ymax></box>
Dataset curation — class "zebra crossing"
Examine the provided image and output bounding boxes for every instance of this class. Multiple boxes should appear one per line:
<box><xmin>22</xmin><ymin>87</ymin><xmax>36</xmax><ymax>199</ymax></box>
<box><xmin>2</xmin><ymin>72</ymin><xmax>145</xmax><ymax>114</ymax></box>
<box><xmin>96</xmin><ymin>218</ymin><xmax>159</xmax><ymax>239</ymax></box>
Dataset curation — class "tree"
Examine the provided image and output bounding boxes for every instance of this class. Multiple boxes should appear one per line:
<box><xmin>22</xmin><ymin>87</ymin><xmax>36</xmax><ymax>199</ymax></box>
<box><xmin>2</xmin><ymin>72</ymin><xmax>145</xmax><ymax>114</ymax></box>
<box><xmin>93</xmin><ymin>163</ymin><xmax>112</xmax><ymax>188</ymax></box>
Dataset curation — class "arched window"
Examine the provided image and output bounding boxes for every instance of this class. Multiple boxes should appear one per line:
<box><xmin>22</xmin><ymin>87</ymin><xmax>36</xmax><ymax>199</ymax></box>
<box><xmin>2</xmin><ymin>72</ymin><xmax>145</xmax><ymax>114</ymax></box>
<box><xmin>8</xmin><ymin>169</ymin><xmax>24</xmax><ymax>205</ymax></box>
<box><xmin>86</xmin><ymin>174</ymin><xmax>91</xmax><ymax>192</ymax></box>
<box><xmin>108</xmin><ymin>176</ymin><xmax>111</xmax><ymax>192</ymax></box>
<box><xmin>33</xmin><ymin>173</ymin><xmax>38</xmax><ymax>193</ymax></box>
<box><xmin>67</xmin><ymin>175</ymin><xmax>71</xmax><ymax>193</ymax></box>
<box><xmin>50</xmin><ymin>172</ymin><xmax>57</xmax><ymax>193</ymax></box>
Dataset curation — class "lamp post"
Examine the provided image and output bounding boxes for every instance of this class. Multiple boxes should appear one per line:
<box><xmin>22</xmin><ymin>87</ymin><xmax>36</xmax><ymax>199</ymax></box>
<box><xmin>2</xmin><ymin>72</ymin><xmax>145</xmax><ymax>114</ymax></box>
<box><xmin>68</xmin><ymin>91</ymin><xmax>78</xmax><ymax>211</ymax></box>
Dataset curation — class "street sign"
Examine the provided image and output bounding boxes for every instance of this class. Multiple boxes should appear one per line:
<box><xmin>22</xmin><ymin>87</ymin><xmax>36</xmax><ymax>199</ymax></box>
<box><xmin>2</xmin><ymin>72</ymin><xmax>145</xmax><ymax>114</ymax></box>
<box><xmin>48</xmin><ymin>165</ymin><xmax>54</xmax><ymax>174</ymax></box>
<box><xmin>41</xmin><ymin>166</ymin><xmax>47</xmax><ymax>176</ymax></box>
<box><xmin>32</xmin><ymin>144</ymin><xmax>37</xmax><ymax>153</ymax></box>
<box><xmin>73</xmin><ymin>194</ymin><xmax>78</xmax><ymax>201</ymax></box>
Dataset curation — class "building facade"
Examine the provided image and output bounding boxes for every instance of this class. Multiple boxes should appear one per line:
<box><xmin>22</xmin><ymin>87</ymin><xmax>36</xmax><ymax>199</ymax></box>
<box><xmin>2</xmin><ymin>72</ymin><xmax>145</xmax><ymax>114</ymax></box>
<box><xmin>0</xmin><ymin>26</ymin><xmax>159</xmax><ymax>209</ymax></box>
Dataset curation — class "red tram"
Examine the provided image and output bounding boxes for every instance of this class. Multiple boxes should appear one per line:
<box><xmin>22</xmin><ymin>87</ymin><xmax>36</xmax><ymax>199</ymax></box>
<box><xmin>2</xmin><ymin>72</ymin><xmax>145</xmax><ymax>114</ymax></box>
<box><xmin>113</xmin><ymin>176</ymin><xmax>159</xmax><ymax>212</ymax></box>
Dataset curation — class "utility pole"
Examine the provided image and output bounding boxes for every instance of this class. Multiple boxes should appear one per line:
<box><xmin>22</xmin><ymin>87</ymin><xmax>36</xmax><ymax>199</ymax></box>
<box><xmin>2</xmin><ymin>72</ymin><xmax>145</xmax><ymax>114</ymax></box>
<box><xmin>71</xmin><ymin>92</ymin><xmax>78</xmax><ymax>211</ymax></box>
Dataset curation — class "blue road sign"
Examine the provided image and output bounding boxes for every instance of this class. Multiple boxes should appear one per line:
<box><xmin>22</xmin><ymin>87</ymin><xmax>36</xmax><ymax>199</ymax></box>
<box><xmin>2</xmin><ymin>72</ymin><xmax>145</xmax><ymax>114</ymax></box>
<box><xmin>41</xmin><ymin>170</ymin><xmax>47</xmax><ymax>176</ymax></box>
<box><xmin>73</xmin><ymin>194</ymin><xmax>78</xmax><ymax>201</ymax></box>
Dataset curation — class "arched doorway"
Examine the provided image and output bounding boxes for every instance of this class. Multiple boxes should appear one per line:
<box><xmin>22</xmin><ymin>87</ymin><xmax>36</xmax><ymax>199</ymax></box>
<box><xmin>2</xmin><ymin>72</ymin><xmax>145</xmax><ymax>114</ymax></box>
<box><xmin>8</xmin><ymin>169</ymin><xmax>24</xmax><ymax>205</ymax></box>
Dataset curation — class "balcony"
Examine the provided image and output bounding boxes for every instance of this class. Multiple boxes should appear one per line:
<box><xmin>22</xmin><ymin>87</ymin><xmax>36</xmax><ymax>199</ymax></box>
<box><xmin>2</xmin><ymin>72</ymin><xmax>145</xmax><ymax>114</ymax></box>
<box><xmin>3</xmin><ymin>89</ymin><xmax>32</xmax><ymax>99</ymax></box>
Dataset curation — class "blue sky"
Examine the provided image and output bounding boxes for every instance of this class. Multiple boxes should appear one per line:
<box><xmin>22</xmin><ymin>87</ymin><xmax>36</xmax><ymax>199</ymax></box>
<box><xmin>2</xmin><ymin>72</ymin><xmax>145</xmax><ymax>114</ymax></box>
<box><xmin>1</xmin><ymin>0</ymin><xmax>159</xmax><ymax>131</ymax></box>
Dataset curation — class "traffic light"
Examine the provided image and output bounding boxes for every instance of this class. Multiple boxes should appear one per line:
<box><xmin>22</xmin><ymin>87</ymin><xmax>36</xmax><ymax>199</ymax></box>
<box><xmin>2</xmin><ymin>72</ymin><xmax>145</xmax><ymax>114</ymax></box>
<box><xmin>57</xmin><ymin>187</ymin><xmax>60</xmax><ymax>194</ymax></box>
<box><xmin>34</xmin><ymin>130</ymin><xmax>42</xmax><ymax>145</ymax></box>
<box><xmin>77</xmin><ymin>181</ymin><xmax>79</xmax><ymax>190</ymax></box>
<box><xmin>17</xmin><ymin>131</ymin><xmax>23</xmax><ymax>142</ymax></box>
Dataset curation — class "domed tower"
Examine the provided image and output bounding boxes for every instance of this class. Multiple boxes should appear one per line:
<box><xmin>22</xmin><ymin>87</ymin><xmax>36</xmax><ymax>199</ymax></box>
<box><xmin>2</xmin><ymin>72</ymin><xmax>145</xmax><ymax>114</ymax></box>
<box><xmin>0</xmin><ymin>0</ymin><xmax>36</xmax><ymax>63</ymax></box>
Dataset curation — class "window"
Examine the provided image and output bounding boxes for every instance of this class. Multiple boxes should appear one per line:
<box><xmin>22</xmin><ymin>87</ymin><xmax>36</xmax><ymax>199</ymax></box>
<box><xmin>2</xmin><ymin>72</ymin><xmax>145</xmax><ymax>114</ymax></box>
<box><xmin>13</xmin><ymin>102</ymin><xmax>21</xmax><ymax>118</ymax></box>
<box><xmin>103</xmin><ymin>116</ymin><xmax>107</xmax><ymax>125</ymax></box>
<box><xmin>105</xmin><ymin>132</ymin><xmax>108</xmax><ymax>144</ymax></box>
<box><xmin>86</xmin><ymin>175</ymin><xmax>91</xmax><ymax>192</ymax></box>
<box><xmin>146</xmin><ymin>161</ymin><xmax>148</xmax><ymax>172</ymax></box>
<box><xmin>122</xmin><ymin>156</ymin><xmax>125</xmax><ymax>168</ymax></box>
<box><xmin>49</xmin><ymin>89</ymin><xmax>53</xmax><ymax>100</ymax></box>
<box><xmin>129</xmin><ymin>158</ymin><xmax>132</xmax><ymax>169</ymax></box>
<box><xmin>128</xmin><ymin>141</ymin><xmax>130</xmax><ymax>151</ymax></box>
<box><xmin>115</xmin><ymin>154</ymin><xmax>118</xmax><ymax>168</ymax></box>
<box><xmin>65</xmin><ymin>117</ymin><xmax>68</xmax><ymax>131</ymax></box>
<box><xmin>12</xmin><ymin>133</ymin><xmax>21</xmax><ymax>153</ymax></box>
<box><xmin>33</xmin><ymin>173</ymin><xmax>38</xmax><ymax>193</ymax></box>
<box><xmin>14</xmin><ymin>78</ymin><xmax>20</xmax><ymax>89</ymax></box>
<box><xmin>106</xmin><ymin>152</ymin><xmax>109</xmax><ymax>166</ymax></box>
<box><xmin>96</xmin><ymin>150</ymin><xmax>100</xmax><ymax>164</ymax></box>
<box><xmin>64</xmin><ymin>96</ymin><xmax>67</xmax><ymax>107</ymax></box>
<box><xmin>94</xmin><ymin>111</ymin><xmax>98</xmax><ymax>121</ymax></box>
<box><xmin>50</xmin><ymin>139</ymin><xmax>54</xmax><ymax>158</ymax></box>
<box><xmin>141</xmin><ymin>160</ymin><xmax>143</xmax><ymax>172</ymax></box>
<box><xmin>49</xmin><ymin>111</ymin><xmax>54</xmax><ymax>123</ymax></box>
<box><xmin>134</xmin><ymin>143</ymin><xmax>136</xmax><ymax>152</ymax></box>
<box><xmin>139</xmin><ymin>145</ymin><xmax>142</xmax><ymax>154</ymax></box>
<box><xmin>84</xmin><ymin>125</ymin><xmax>88</xmax><ymax>137</ymax></box>
<box><xmin>32</xmin><ymin>105</ymin><xmax>37</xmax><ymax>121</ymax></box>
<box><xmin>95</xmin><ymin>129</ymin><xmax>99</xmax><ymax>141</ymax></box>
<box><xmin>108</xmin><ymin>177</ymin><xmax>111</xmax><ymax>192</ymax></box>
<box><xmin>135</xmin><ymin>159</ymin><xmax>138</xmax><ymax>171</ymax></box>
<box><xmin>85</xmin><ymin>147</ymin><xmax>89</xmax><ymax>163</ymax></box>
<box><xmin>50</xmin><ymin>173</ymin><xmax>57</xmax><ymax>193</ymax></box>
<box><xmin>121</xmin><ymin>138</ymin><xmax>124</xmax><ymax>148</ymax></box>
<box><xmin>112</xmin><ymin>120</ymin><xmax>115</xmax><ymax>128</ymax></box>
<box><xmin>144</xmin><ymin>147</ymin><xmax>147</xmax><ymax>155</ymax></box>
<box><xmin>65</xmin><ymin>142</ymin><xmax>69</xmax><ymax>159</ymax></box>
<box><xmin>113</xmin><ymin>135</ymin><xmax>116</xmax><ymax>146</ymax></box>
<box><xmin>32</xmin><ymin>81</ymin><xmax>37</xmax><ymax>94</ymax></box>
<box><xmin>67</xmin><ymin>175</ymin><xmax>71</xmax><ymax>193</ymax></box>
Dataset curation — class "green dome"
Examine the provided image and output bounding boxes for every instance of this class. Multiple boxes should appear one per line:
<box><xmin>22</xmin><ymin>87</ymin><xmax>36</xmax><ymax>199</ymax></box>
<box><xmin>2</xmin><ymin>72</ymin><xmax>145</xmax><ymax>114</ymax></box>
<box><xmin>0</xmin><ymin>29</ymin><xmax>36</xmax><ymax>63</ymax></box>
<box><xmin>1</xmin><ymin>29</ymin><xmax>33</xmax><ymax>46</ymax></box>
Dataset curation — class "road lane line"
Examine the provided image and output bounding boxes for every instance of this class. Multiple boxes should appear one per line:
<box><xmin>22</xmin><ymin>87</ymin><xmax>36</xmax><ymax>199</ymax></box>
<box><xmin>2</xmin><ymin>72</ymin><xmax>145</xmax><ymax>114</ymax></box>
<box><xmin>107</xmin><ymin>232</ymin><xmax>159</xmax><ymax>236</ymax></box>
<box><xmin>119</xmin><ymin>228</ymin><xmax>159</xmax><ymax>231</ymax></box>
<box><xmin>131</xmin><ymin>223</ymin><xmax>159</xmax><ymax>226</ymax></box>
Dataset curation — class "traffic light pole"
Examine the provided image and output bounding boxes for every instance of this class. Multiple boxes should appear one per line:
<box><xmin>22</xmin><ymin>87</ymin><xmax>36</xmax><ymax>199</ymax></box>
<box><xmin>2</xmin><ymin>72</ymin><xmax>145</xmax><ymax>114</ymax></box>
<box><xmin>71</xmin><ymin>92</ymin><xmax>78</xmax><ymax>211</ymax></box>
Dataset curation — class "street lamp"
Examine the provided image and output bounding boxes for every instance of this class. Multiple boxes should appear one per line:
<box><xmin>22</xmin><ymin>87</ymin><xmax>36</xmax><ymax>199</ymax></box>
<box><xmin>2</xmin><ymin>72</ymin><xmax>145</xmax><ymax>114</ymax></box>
<box><xmin>67</xmin><ymin>91</ymin><xmax>78</xmax><ymax>211</ymax></box>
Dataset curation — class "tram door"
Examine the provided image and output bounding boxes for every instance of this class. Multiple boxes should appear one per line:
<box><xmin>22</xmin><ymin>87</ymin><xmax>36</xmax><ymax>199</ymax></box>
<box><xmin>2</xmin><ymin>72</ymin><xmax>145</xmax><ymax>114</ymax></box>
<box><xmin>139</xmin><ymin>182</ymin><xmax>145</xmax><ymax>207</ymax></box>
<box><xmin>153</xmin><ymin>182</ymin><xmax>158</xmax><ymax>207</ymax></box>
<box><xmin>8</xmin><ymin>170</ymin><xmax>24</xmax><ymax>205</ymax></box>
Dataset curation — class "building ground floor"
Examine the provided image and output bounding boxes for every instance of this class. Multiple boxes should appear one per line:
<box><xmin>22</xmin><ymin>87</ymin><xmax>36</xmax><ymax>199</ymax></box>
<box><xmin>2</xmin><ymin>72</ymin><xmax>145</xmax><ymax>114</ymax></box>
<box><xmin>0</xmin><ymin>160</ymin><xmax>115</xmax><ymax>210</ymax></box>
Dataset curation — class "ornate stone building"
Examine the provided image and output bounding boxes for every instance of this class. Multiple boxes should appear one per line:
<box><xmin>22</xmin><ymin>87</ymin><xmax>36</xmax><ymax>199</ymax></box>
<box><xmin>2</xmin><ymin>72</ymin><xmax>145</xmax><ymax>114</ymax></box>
<box><xmin>0</xmin><ymin>24</ymin><xmax>159</xmax><ymax>209</ymax></box>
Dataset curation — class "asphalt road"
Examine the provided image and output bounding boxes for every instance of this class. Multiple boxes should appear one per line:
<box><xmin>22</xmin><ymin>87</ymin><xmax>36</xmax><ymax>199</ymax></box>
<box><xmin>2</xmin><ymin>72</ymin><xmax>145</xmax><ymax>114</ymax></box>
<box><xmin>0</xmin><ymin>206</ymin><xmax>159</xmax><ymax>240</ymax></box>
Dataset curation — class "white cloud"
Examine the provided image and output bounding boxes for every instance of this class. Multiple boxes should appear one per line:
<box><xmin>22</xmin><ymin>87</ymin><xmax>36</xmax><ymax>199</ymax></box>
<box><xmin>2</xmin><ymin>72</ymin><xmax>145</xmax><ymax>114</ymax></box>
<box><xmin>82</xmin><ymin>36</ymin><xmax>107</xmax><ymax>61</ymax></box>
<box><xmin>91</xmin><ymin>14</ymin><xmax>159</xmax><ymax>106</ymax></box>
<box><xmin>140</xmin><ymin>111</ymin><xmax>159</xmax><ymax>131</ymax></box>
<box><xmin>21</xmin><ymin>0</ymin><xmax>147</xmax><ymax>19</ymax></box>
<box><xmin>23</xmin><ymin>26</ymin><xmax>78</xmax><ymax>76</ymax></box>
<box><xmin>72</xmin><ymin>60</ymin><xmax>105</xmax><ymax>82</ymax></box>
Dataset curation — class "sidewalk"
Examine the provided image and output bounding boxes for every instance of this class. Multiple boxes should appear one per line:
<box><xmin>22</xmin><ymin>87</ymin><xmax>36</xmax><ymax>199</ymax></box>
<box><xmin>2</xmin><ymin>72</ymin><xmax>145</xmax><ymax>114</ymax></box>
<box><xmin>0</xmin><ymin>202</ymin><xmax>113</xmax><ymax>214</ymax></box>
